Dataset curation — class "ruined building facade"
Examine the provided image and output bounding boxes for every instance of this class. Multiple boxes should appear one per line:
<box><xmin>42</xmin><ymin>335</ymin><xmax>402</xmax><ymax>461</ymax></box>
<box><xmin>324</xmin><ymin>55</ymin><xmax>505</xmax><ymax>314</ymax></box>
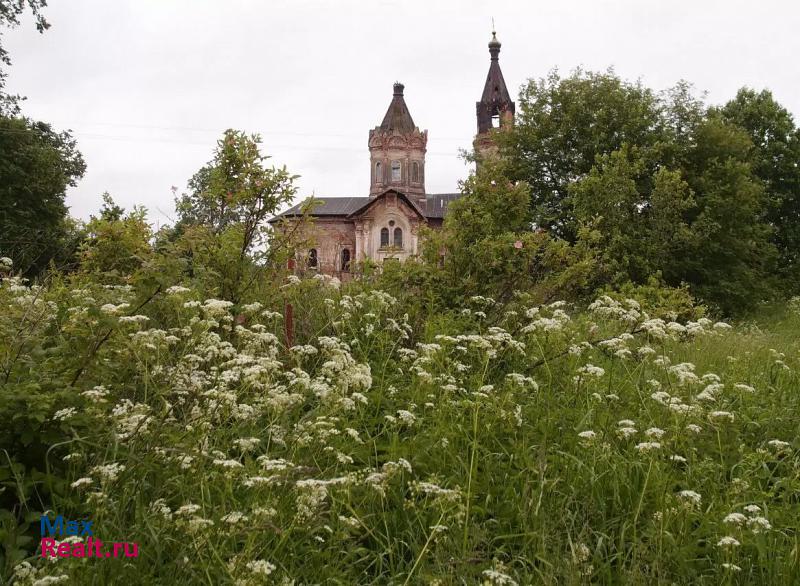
<box><xmin>270</xmin><ymin>33</ymin><xmax>514</xmax><ymax>275</ymax></box>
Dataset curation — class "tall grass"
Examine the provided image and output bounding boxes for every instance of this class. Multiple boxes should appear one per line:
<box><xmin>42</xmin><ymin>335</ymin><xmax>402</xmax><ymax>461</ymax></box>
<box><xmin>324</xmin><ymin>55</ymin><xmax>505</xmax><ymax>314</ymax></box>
<box><xmin>2</xmin><ymin>277</ymin><xmax>799</xmax><ymax>585</ymax></box>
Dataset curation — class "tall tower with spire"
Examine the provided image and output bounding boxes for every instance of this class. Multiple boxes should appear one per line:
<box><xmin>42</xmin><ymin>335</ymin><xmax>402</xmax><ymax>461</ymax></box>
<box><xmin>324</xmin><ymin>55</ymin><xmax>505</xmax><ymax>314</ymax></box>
<box><xmin>474</xmin><ymin>29</ymin><xmax>515</xmax><ymax>164</ymax></box>
<box><xmin>368</xmin><ymin>82</ymin><xmax>427</xmax><ymax>203</ymax></box>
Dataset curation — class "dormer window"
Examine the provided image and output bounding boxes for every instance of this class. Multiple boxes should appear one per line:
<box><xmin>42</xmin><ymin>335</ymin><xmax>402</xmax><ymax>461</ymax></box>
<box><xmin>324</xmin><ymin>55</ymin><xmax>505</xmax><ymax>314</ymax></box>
<box><xmin>391</xmin><ymin>160</ymin><xmax>401</xmax><ymax>182</ymax></box>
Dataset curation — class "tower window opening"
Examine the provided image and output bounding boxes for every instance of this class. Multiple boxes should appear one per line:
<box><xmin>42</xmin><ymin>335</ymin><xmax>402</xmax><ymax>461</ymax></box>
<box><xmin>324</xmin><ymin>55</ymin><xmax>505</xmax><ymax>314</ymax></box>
<box><xmin>412</xmin><ymin>162</ymin><xmax>419</xmax><ymax>182</ymax></box>
<box><xmin>375</xmin><ymin>162</ymin><xmax>382</xmax><ymax>183</ymax></box>
<box><xmin>391</xmin><ymin>160</ymin><xmax>401</xmax><ymax>182</ymax></box>
<box><xmin>380</xmin><ymin>228</ymin><xmax>389</xmax><ymax>248</ymax></box>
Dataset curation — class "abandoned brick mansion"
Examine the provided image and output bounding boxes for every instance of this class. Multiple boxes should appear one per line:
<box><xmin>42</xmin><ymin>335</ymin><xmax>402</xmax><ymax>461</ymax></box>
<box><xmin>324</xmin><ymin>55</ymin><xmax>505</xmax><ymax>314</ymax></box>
<box><xmin>270</xmin><ymin>32</ymin><xmax>515</xmax><ymax>275</ymax></box>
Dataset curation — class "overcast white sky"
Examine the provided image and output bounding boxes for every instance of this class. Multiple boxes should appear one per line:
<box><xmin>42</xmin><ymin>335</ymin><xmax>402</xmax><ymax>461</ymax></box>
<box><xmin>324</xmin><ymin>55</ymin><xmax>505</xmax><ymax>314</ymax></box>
<box><xmin>6</xmin><ymin>0</ymin><xmax>800</xmax><ymax>226</ymax></box>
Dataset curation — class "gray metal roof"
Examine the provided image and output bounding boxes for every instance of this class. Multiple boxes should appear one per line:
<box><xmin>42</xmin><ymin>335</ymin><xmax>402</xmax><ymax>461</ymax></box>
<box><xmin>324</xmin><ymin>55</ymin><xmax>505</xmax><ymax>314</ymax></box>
<box><xmin>269</xmin><ymin>192</ymin><xmax>463</xmax><ymax>222</ymax></box>
<box><xmin>270</xmin><ymin>197</ymin><xmax>370</xmax><ymax>220</ymax></box>
<box><xmin>422</xmin><ymin>193</ymin><xmax>461</xmax><ymax>219</ymax></box>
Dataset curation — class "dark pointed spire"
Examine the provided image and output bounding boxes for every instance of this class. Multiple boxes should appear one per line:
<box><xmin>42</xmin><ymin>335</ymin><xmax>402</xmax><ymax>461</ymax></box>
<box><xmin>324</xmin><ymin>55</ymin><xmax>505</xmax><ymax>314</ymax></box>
<box><xmin>379</xmin><ymin>82</ymin><xmax>417</xmax><ymax>132</ymax></box>
<box><xmin>476</xmin><ymin>29</ymin><xmax>514</xmax><ymax>134</ymax></box>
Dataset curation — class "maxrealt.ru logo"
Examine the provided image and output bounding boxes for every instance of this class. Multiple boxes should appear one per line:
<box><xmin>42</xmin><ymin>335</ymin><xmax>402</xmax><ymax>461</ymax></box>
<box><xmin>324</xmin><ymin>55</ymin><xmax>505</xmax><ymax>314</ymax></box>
<box><xmin>40</xmin><ymin>515</ymin><xmax>139</xmax><ymax>558</ymax></box>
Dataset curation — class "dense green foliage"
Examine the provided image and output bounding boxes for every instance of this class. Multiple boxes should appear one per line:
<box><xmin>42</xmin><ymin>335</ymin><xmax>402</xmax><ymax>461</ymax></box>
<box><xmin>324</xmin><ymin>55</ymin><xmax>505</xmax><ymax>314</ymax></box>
<box><xmin>717</xmin><ymin>89</ymin><xmax>800</xmax><ymax>292</ymax></box>
<box><xmin>0</xmin><ymin>116</ymin><xmax>86</xmax><ymax>276</ymax></box>
<box><xmin>496</xmin><ymin>70</ymin><xmax>799</xmax><ymax>313</ymax></box>
<box><xmin>379</xmin><ymin>161</ymin><xmax>600</xmax><ymax>312</ymax></box>
<box><xmin>171</xmin><ymin>130</ymin><xmax>299</xmax><ymax>302</ymax></box>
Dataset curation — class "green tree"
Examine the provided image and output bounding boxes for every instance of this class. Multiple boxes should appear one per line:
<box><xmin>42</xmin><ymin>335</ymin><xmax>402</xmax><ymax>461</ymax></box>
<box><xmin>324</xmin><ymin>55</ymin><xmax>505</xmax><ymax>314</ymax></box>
<box><xmin>78</xmin><ymin>194</ymin><xmax>153</xmax><ymax>282</ymax></box>
<box><xmin>0</xmin><ymin>0</ymin><xmax>49</xmax><ymax>114</ymax></box>
<box><xmin>0</xmin><ymin>116</ymin><xmax>86</xmax><ymax>276</ymax></box>
<box><xmin>498</xmin><ymin>69</ymin><xmax>782</xmax><ymax>313</ymax></box>
<box><xmin>174</xmin><ymin>130</ymin><xmax>298</xmax><ymax>301</ymax></box>
<box><xmin>718</xmin><ymin>88</ymin><xmax>800</xmax><ymax>292</ymax></box>
<box><xmin>497</xmin><ymin>69</ymin><xmax>663</xmax><ymax>236</ymax></box>
<box><xmin>679</xmin><ymin>116</ymin><xmax>778</xmax><ymax>313</ymax></box>
<box><xmin>570</xmin><ymin>145</ymin><xmax>695</xmax><ymax>286</ymax></box>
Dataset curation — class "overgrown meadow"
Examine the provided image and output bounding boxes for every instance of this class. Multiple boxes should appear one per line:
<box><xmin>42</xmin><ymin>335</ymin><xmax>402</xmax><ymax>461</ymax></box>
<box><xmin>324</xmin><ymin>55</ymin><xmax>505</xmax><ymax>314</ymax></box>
<box><xmin>2</xmin><ymin>271</ymin><xmax>798</xmax><ymax>585</ymax></box>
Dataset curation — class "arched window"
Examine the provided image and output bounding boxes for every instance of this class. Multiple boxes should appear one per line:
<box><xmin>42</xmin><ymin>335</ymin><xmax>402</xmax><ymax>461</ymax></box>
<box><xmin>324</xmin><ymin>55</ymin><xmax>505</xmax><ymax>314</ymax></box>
<box><xmin>380</xmin><ymin>228</ymin><xmax>389</xmax><ymax>248</ymax></box>
<box><xmin>375</xmin><ymin>161</ymin><xmax>382</xmax><ymax>183</ymax></box>
<box><xmin>391</xmin><ymin>160</ymin><xmax>401</xmax><ymax>182</ymax></box>
<box><xmin>308</xmin><ymin>248</ymin><xmax>318</xmax><ymax>268</ymax></box>
<box><xmin>341</xmin><ymin>248</ymin><xmax>351</xmax><ymax>271</ymax></box>
<box><xmin>412</xmin><ymin>162</ymin><xmax>419</xmax><ymax>183</ymax></box>
<box><xmin>393</xmin><ymin>227</ymin><xmax>403</xmax><ymax>248</ymax></box>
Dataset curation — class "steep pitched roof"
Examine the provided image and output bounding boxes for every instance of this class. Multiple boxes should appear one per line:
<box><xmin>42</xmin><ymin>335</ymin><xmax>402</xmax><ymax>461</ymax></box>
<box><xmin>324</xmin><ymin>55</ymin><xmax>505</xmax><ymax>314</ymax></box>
<box><xmin>378</xmin><ymin>83</ymin><xmax>417</xmax><ymax>132</ymax></box>
<box><xmin>346</xmin><ymin>189</ymin><xmax>427</xmax><ymax>220</ymax></box>
<box><xmin>480</xmin><ymin>32</ymin><xmax>512</xmax><ymax>105</ymax></box>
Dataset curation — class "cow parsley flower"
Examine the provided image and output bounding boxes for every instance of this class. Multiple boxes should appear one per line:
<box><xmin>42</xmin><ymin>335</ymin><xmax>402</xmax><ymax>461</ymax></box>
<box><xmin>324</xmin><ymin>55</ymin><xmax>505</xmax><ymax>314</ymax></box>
<box><xmin>482</xmin><ymin>568</ymin><xmax>518</xmax><ymax>586</ymax></box>
<box><xmin>767</xmin><ymin>439</ymin><xmax>791</xmax><ymax>451</ymax></box>
<box><xmin>385</xmin><ymin>405</ymin><xmax>412</xmax><ymax>423</ymax></box>
<box><xmin>166</xmin><ymin>285</ymin><xmax>191</xmax><ymax>295</ymax></box>
<box><xmin>722</xmin><ymin>563</ymin><xmax>742</xmax><ymax>572</ymax></box>
<box><xmin>635</xmin><ymin>441</ymin><xmax>661</xmax><ymax>452</ymax></box>
<box><xmin>221</xmin><ymin>511</ymin><xmax>249</xmax><ymax>525</ymax></box>
<box><xmin>70</xmin><ymin>477</ymin><xmax>94</xmax><ymax>489</ymax></box>
<box><xmin>717</xmin><ymin>536</ymin><xmax>740</xmax><ymax>547</ymax></box>
<box><xmin>246</xmin><ymin>560</ymin><xmax>276</xmax><ymax>576</ymax></box>
<box><xmin>52</xmin><ymin>408</ymin><xmax>77</xmax><ymax>421</ymax></box>
<box><xmin>91</xmin><ymin>463</ymin><xmax>125</xmax><ymax>482</ymax></box>
<box><xmin>723</xmin><ymin>512</ymin><xmax>747</xmax><ymax>526</ymax></box>
<box><xmin>677</xmin><ymin>490</ymin><xmax>701</xmax><ymax>505</ymax></box>
<box><xmin>709</xmin><ymin>411</ymin><xmax>735</xmax><ymax>422</ymax></box>
<box><xmin>233</xmin><ymin>437</ymin><xmax>261</xmax><ymax>452</ymax></box>
<box><xmin>747</xmin><ymin>516</ymin><xmax>771</xmax><ymax>533</ymax></box>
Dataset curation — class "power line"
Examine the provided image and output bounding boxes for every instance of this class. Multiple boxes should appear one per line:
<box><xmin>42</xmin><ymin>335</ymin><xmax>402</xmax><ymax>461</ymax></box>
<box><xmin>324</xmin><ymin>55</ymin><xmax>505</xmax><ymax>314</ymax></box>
<box><xmin>0</xmin><ymin>126</ymin><xmax>469</xmax><ymax>156</ymax></box>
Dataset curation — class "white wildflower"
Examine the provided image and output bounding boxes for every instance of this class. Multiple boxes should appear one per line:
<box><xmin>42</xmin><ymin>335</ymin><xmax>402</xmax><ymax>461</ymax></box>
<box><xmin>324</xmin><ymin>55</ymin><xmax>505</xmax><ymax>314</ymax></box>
<box><xmin>52</xmin><ymin>407</ymin><xmax>77</xmax><ymax>421</ymax></box>
<box><xmin>723</xmin><ymin>513</ymin><xmax>747</xmax><ymax>526</ymax></box>
<box><xmin>246</xmin><ymin>560</ymin><xmax>276</xmax><ymax>576</ymax></box>
<box><xmin>635</xmin><ymin>441</ymin><xmax>662</xmax><ymax>452</ymax></box>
